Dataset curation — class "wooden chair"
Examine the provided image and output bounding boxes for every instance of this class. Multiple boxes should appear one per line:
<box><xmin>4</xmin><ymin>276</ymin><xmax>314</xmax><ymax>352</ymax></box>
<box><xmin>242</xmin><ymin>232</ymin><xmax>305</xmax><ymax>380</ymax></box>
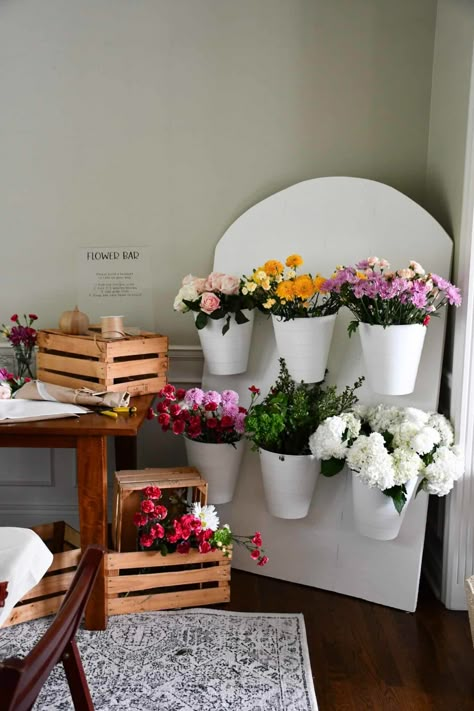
<box><xmin>0</xmin><ymin>545</ymin><xmax>104</xmax><ymax>711</ymax></box>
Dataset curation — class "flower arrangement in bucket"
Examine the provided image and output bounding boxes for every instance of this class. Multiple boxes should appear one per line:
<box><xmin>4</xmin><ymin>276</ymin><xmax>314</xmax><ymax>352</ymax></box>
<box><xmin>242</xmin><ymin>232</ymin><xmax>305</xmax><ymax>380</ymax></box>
<box><xmin>322</xmin><ymin>258</ymin><xmax>462</xmax><ymax>394</ymax></box>
<box><xmin>1</xmin><ymin>313</ymin><xmax>38</xmax><ymax>380</ymax></box>
<box><xmin>310</xmin><ymin>404</ymin><xmax>464</xmax><ymax>540</ymax></box>
<box><xmin>174</xmin><ymin>272</ymin><xmax>256</xmax><ymax>375</ymax></box>
<box><xmin>147</xmin><ymin>384</ymin><xmax>248</xmax><ymax>504</ymax></box>
<box><xmin>244</xmin><ymin>359</ymin><xmax>363</xmax><ymax>519</ymax></box>
<box><xmin>134</xmin><ymin>485</ymin><xmax>268</xmax><ymax>566</ymax></box>
<box><xmin>242</xmin><ymin>255</ymin><xmax>340</xmax><ymax>382</ymax></box>
<box><xmin>0</xmin><ymin>367</ymin><xmax>33</xmax><ymax>399</ymax></box>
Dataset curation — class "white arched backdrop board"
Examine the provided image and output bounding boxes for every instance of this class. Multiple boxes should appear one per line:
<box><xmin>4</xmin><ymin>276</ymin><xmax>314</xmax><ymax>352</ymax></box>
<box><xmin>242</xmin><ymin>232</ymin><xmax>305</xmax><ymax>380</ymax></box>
<box><xmin>201</xmin><ymin>177</ymin><xmax>452</xmax><ymax>612</ymax></box>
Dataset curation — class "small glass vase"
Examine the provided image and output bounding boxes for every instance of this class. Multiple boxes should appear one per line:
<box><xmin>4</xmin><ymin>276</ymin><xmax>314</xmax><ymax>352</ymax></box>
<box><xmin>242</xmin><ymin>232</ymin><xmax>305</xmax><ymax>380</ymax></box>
<box><xmin>13</xmin><ymin>346</ymin><xmax>35</xmax><ymax>380</ymax></box>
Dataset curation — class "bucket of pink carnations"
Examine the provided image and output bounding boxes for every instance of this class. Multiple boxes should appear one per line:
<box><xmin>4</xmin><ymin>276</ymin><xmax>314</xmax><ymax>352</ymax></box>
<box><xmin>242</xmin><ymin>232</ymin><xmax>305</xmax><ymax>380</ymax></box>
<box><xmin>323</xmin><ymin>258</ymin><xmax>462</xmax><ymax>395</ymax></box>
<box><xmin>148</xmin><ymin>384</ymin><xmax>247</xmax><ymax>504</ymax></box>
<box><xmin>243</xmin><ymin>255</ymin><xmax>340</xmax><ymax>383</ymax></box>
<box><xmin>310</xmin><ymin>404</ymin><xmax>464</xmax><ymax>540</ymax></box>
<box><xmin>173</xmin><ymin>272</ymin><xmax>256</xmax><ymax>375</ymax></box>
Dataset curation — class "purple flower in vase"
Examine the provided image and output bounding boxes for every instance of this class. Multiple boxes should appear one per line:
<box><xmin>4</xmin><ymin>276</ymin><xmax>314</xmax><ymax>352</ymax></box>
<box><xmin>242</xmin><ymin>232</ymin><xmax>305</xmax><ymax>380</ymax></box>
<box><xmin>203</xmin><ymin>390</ymin><xmax>222</xmax><ymax>406</ymax></box>
<box><xmin>184</xmin><ymin>388</ymin><xmax>205</xmax><ymax>407</ymax></box>
<box><xmin>446</xmin><ymin>284</ymin><xmax>462</xmax><ymax>306</ymax></box>
<box><xmin>221</xmin><ymin>389</ymin><xmax>239</xmax><ymax>405</ymax></box>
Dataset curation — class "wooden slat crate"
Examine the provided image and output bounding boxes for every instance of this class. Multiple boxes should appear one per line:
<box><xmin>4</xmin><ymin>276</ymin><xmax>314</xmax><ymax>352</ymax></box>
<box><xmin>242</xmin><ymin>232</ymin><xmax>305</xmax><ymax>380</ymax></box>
<box><xmin>112</xmin><ymin>467</ymin><xmax>208</xmax><ymax>552</ymax></box>
<box><xmin>36</xmin><ymin>327</ymin><xmax>168</xmax><ymax>396</ymax></box>
<box><xmin>3</xmin><ymin>521</ymin><xmax>81</xmax><ymax>627</ymax></box>
<box><xmin>109</xmin><ymin>467</ymin><xmax>231</xmax><ymax>614</ymax></box>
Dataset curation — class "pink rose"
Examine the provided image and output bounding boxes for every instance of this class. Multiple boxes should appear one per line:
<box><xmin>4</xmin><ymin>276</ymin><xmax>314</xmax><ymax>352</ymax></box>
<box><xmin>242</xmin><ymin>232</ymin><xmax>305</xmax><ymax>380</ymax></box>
<box><xmin>219</xmin><ymin>275</ymin><xmax>240</xmax><ymax>295</ymax></box>
<box><xmin>200</xmin><ymin>292</ymin><xmax>221</xmax><ymax>314</ymax></box>
<box><xmin>204</xmin><ymin>272</ymin><xmax>226</xmax><ymax>292</ymax></box>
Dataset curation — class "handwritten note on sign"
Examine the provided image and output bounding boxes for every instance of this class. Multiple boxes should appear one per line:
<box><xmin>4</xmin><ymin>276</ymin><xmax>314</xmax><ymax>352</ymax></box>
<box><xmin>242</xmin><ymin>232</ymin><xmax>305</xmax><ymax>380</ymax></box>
<box><xmin>77</xmin><ymin>246</ymin><xmax>153</xmax><ymax>331</ymax></box>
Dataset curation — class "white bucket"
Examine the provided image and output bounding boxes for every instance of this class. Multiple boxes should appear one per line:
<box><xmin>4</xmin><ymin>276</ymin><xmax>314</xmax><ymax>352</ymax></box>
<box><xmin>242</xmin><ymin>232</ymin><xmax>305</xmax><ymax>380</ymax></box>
<box><xmin>358</xmin><ymin>323</ymin><xmax>426</xmax><ymax>396</ymax></box>
<box><xmin>271</xmin><ymin>314</ymin><xmax>337</xmax><ymax>383</ymax></box>
<box><xmin>184</xmin><ymin>437</ymin><xmax>245</xmax><ymax>504</ymax></box>
<box><xmin>196</xmin><ymin>310</ymin><xmax>255</xmax><ymax>375</ymax></box>
<box><xmin>259</xmin><ymin>448</ymin><xmax>320</xmax><ymax>519</ymax></box>
<box><xmin>351</xmin><ymin>474</ymin><xmax>418</xmax><ymax>541</ymax></box>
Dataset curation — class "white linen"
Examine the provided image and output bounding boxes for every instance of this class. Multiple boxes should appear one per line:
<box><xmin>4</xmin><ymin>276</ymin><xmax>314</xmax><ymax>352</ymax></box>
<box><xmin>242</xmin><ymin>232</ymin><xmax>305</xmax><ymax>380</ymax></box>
<box><xmin>0</xmin><ymin>527</ymin><xmax>53</xmax><ymax>626</ymax></box>
<box><xmin>0</xmin><ymin>399</ymin><xmax>90</xmax><ymax>423</ymax></box>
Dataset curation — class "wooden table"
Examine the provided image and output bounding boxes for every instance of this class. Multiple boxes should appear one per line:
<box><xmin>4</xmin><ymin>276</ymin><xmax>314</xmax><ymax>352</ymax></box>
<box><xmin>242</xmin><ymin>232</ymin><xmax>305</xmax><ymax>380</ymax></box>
<box><xmin>0</xmin><ymin>393</ymin><xmax>154</xmax><ymax>630</ymax></box>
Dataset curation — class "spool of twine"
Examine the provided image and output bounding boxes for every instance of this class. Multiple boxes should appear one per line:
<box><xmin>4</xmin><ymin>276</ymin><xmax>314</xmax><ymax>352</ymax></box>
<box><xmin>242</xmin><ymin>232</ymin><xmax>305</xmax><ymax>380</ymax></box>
<box><xmin>100</xmin><ymin>315</ymin><xmax>125</xmax><ymax>340</ymax></box>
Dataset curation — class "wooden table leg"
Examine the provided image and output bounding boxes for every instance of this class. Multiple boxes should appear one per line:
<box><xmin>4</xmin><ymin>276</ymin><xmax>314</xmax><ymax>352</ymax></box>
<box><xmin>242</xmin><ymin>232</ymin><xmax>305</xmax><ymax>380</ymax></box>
<box><xmin>76</xmin><ymin>436</ymin><xmax>108</xmax><ymax>630</ymax></box>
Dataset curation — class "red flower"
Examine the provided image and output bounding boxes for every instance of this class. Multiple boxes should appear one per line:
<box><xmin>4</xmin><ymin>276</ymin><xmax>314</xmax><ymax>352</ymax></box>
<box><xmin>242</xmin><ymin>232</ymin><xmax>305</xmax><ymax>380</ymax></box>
<box><xmin>141</xmin><ymin>499</ymin><xmax>155</xmax><ymax>514</ymax></box>
<box><xmin>146</xmin><ymin>407</ymin><xmax>155</xmax><ymax>420</ymax></box>
<box><xmin>10</xmin><ymin>314</ymin><xmax>18</xmax><ymax>322</ymax></box>
<box><xmin>161</xmin><ymin>384</ymin><xmax>176</xmax><ymax>400</ymax></box>
<box><xmin>206</xmin><ymin>418</ymin><xmax>218</xmax><ymax>429</ymax></box>
<box><xmin>187</xmin><ymin>425</ymin><xmax>202</xmax><ymax>439</ymax></box>
<box><xmin>249</xmin><ymin>385</ymin><xmax>260</xmax><ymax>394</ymax></box>
<box><xmin>177</xmin><ymin>541</ymin><xmax>191</xmax><ymax>554</ymax></box>
<box><xmin>199</xmin><ymin>541</ymin><xmax>212</xmax><ymax>554</ymax></box>
<box><xmin>238</xmin><ymin>406</ymin><xmax>247</xmax><ymax>414</ymax></box>
<box><xmin>176</xmin><ymin>388</ymin><xmax>186</xmax><ymax>400</ymax></box>
<box><xmin>172</xmin><ymin>419</ymin><xmax>186</xmax><ymax>435</ymax></box>
<box><xmin>221</xmin><ymin>415</ymin><xmax>234</xmax><ymax>429</ymax></box>
<box><xmin>157</xmin><ymin>412</ymin><xmax>171</xmax><ymax>427</ymax></box>
<box><xmin>205</xmin><ymin>402</ymin><xmax>218</xmax><ymax>411</ymax></box>
<box><xmin>143</xmin><ymin>485</ymin><xmax>161</xmax><ymax>499</ymax></box>
<box><xmin>423</xmin><ymin>315</ymin><xmax>431</xmax><ymax>326</ymax></box>
<box><xmin>28</xmin><ymin>314</ymin><xmax>38</xmax><ymax>321</ymax></box>
<box><xmin>154</xmin><ymin>504</ymin><xmax>168</xmax><ymax>520</ymax></box>
<box><xmin>150</xmin><ymin>523</ymin><xmax>165</xmax><ymax>539</ymax></box>
<box><xmin>156</xmin><ymin>400</ymin><xmax>170</xmax><ymax>413</ymax></box>
<box><xmin>250</xmin><ymin>549</ymin><xmax>260</xmax><ymax>560</ymax></box>
<box><xmin>252</xmin><ymin>532</ymin><xmax>263</xmax><ymax>547</ymax></box>
<box><xmin>133</xmin><ymin>512</ymin><xmax>148</xmax><ymax>528</ymax></box>
<box><xmin>257</xmin><ymin>555</ymin><xmax>269</xmax><ymax>566</ymax></box>
<box><xmin>140</xmin><ymin>534</ymin><xmax>154</xmax><ymax>548</ymax></box>
<box><xmin>169</xmin><ymin>403</ymin><xmax>181</xmax><ymax>417</ymax></box>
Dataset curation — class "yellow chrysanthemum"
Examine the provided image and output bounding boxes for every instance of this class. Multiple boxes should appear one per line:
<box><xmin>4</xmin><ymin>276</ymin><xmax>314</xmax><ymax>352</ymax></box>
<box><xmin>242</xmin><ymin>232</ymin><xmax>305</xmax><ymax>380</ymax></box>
<box><xmin>253</xmin><ymin>269</ymin><xmax>267</xmax><ymax>284</ymax></box>
<box><xmin>286</xmin><ymin>254</ymin><xmax>303</xmax><ymax>268</ymax></box>
<box><xmin>263</xmin><ymin>260</ymin><xmax>284</xmax><ymax>276</ymax></box>
<box><xmin>355</xmin><ymin>271</ymin><xmax>368</xmax><ymax>280</ymax></box>
<box><xmin>293</xmin><ymin>274</ymin><xmax>315</xmax><ymax>300</ymax></box>
<box><xmin>276</xmin><ymin>280</ymin><xmax>296</xmax><ymax>301</ymax></box>
<box><xmin>313</xmin><ymin>275</ymin><xmax>327</xmax><ymax>293</ymax></box>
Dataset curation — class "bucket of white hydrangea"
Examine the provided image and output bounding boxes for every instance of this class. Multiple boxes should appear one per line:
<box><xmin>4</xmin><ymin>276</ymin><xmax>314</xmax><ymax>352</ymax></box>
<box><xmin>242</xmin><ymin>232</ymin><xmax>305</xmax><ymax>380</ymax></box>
<box><xmin>309</xmin><ymin>404</ymin><xmax>464</xmax><ymax>541</ymax></box>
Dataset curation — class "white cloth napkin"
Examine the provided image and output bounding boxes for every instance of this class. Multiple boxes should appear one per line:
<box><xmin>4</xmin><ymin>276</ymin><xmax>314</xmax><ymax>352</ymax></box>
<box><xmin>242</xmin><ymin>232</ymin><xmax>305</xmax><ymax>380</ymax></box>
<box><xmin>0</xmin><ymin>527</ymin><xmax>53</xmax><ymax>626</ymax></box>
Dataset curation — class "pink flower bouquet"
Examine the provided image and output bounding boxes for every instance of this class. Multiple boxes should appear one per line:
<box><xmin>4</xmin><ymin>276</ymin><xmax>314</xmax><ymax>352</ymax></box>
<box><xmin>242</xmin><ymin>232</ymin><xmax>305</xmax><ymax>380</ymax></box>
<box><xmin>173</xmin><ymin>271</ymin><xmax>255</xmax><ymax>334</ymax></box>
<box><xmin>147</xmin><ymin>384</ymin><xmax>247</xmax><ymax>444</ymax></box>
<box><xmin>323</xmin><ymin>258</ymin><xmax>461</xmax><ymax>334</ymax></box>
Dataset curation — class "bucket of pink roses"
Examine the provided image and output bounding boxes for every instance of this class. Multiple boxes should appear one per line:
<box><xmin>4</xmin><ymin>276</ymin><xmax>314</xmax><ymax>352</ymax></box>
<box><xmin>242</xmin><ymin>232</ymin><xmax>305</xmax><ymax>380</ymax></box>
<box><xmin>310</xmin><ymin>404</ymin><xmax>464</xmax><ymax>540</ymax></box>
<box><xmin>243</xmin><ymin>255</ymin><xmax>340</xmax><ymax>383</ymax></box>
<box><xmin>322</xmin><ymin>258</ymin><xmax>462</xmax><ymax>395</ymax></box>
<box><xmin>174</xmin><ymin>272</ymin><xmax>256</xmax><ymax>375</ymax></box>
<box><xmin>148</xmin><ymin>385</ymin><xmax>247</xmax><ymax>504</ymax></box>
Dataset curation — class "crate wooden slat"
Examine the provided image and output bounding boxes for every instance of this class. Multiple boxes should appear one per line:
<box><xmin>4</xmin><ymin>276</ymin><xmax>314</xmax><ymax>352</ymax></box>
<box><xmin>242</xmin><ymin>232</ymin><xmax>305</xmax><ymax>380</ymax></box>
<box><xmin>36</xmin><ymin>328</ymin><xmax>168</xmax><ymax>395</ymax></box>
<box><xmin>108</xmin><ymin>467</ymin><xmax>231</xmax><ymax>614</ymax></box>
<box><xmin>112</xmin><ymin>467</ymin><xmax>208</xmax><ymax>552</ymax></box>
<box><xmin>2</xmin><ymin>522</ymin><xmax>81</xmax><ymax>627</ymax></box>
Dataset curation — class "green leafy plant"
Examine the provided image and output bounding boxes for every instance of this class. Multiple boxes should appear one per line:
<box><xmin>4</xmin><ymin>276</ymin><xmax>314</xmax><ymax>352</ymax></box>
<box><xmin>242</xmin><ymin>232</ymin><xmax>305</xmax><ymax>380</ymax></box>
<box><xmin>244</xmin><ymin>359</ymin><xmax>363</xmax><ymax>456</ymax></box>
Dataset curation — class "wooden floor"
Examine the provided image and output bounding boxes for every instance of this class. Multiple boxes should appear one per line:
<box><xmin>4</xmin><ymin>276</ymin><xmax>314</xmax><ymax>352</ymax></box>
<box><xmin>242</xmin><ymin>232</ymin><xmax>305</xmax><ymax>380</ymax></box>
<box><xmin>227</xmin><ymin>570</ymin><xmax>474</xmax><ymax>711</ymax></box>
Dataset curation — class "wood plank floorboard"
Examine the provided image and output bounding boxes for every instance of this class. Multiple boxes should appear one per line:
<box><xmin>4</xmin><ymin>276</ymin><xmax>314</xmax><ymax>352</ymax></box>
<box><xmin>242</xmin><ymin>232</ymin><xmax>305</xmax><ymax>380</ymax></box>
<box><xmin>225</xmin><ymin>570</ymin><xmax>474</xmax><ymax>711</ymax></box>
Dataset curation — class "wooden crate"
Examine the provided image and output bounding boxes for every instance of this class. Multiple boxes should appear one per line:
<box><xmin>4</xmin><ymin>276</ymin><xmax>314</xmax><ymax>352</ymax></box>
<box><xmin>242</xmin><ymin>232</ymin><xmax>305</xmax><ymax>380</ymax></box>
<box><xmin>112</xmin><ymin>467</ymin><xmax>208</xmax><ymax>552</ymax></box>
<box><xmin>36</xmin><ymin>327</ymin><xmax>168</xmax><ymax>396</ymax></box>
<box><xmin>3</xmin><ymin>521</ymin><xmax>81</xmax><ymax>627</ymax></box>
<box><xmin>108</xmin><ymin>467</ymin><xmax>231</xmax><ymax>614</ymax></box>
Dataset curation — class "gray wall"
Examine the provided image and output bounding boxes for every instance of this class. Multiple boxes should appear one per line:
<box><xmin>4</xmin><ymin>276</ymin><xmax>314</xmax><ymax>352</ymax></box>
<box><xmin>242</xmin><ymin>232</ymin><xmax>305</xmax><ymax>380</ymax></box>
<box><xmin>0</xmin><ymin>0</ymin><xmax>437</xmax><ymax>345</ymax></box>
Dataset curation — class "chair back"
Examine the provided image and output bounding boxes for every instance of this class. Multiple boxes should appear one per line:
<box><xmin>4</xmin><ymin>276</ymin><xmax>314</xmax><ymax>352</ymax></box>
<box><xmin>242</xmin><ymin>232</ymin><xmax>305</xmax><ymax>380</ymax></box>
<box><xmin>0</xmin><ymin>545</ymin><xmax>104</xmax><ymax>711</ymax></box>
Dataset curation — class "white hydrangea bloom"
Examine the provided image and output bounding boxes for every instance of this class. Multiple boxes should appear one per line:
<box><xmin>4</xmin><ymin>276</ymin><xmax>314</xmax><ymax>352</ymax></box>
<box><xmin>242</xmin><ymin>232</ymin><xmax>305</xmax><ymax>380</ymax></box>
<box><xmin>427</xmin><ymin>413</ymin><xmax>454</xmax><ymax>447</ymax></box>
<box><xmin>391</xmin><ymin>447</ymin><xmax>422</xmax><ymax>485</ymax></box>
<box><xmin>391</xmin><ymin>421</ymin><xmax>420</xmax><ymax>449</ymax></box>
<box><xmin>340</xmin><ymin>412</ymin><xmax>361</xmax><ymax>439</ymax></box>
<box><xmin>347</xmin><ymin>432</ymin><xmax>395</xmax><ymax>491</ymax></box>
<box><xmin>309</xmin><ymin>416</ymin><xmax>348</xmax><ymax>460</ymax></box>
<box><xmin>365</xmin><ymin>405</ymin><xmax>403</xmax><ymax>434</ymax></box>
<box><xmin>404</xmin><ymin>407</ymin><xmax>430</xmax><ymax>428</ymax></box>
<box><xmin>422</xmin><ymin>445</ymin><xmax>464</xmax><ymax>496</ymax></box>
<box><xmin>410</xmin><ymin>426</ymin><xmax>440</xmax><ymax>455</ymax></box>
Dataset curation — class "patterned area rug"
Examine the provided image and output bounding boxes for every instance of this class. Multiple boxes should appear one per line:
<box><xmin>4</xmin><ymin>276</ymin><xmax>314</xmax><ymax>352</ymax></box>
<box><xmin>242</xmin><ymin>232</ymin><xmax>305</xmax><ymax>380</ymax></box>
<box><xmin>0</xmin><ymin>608</ymin><xmax>318</xmax><ymax>710</ymax></box>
